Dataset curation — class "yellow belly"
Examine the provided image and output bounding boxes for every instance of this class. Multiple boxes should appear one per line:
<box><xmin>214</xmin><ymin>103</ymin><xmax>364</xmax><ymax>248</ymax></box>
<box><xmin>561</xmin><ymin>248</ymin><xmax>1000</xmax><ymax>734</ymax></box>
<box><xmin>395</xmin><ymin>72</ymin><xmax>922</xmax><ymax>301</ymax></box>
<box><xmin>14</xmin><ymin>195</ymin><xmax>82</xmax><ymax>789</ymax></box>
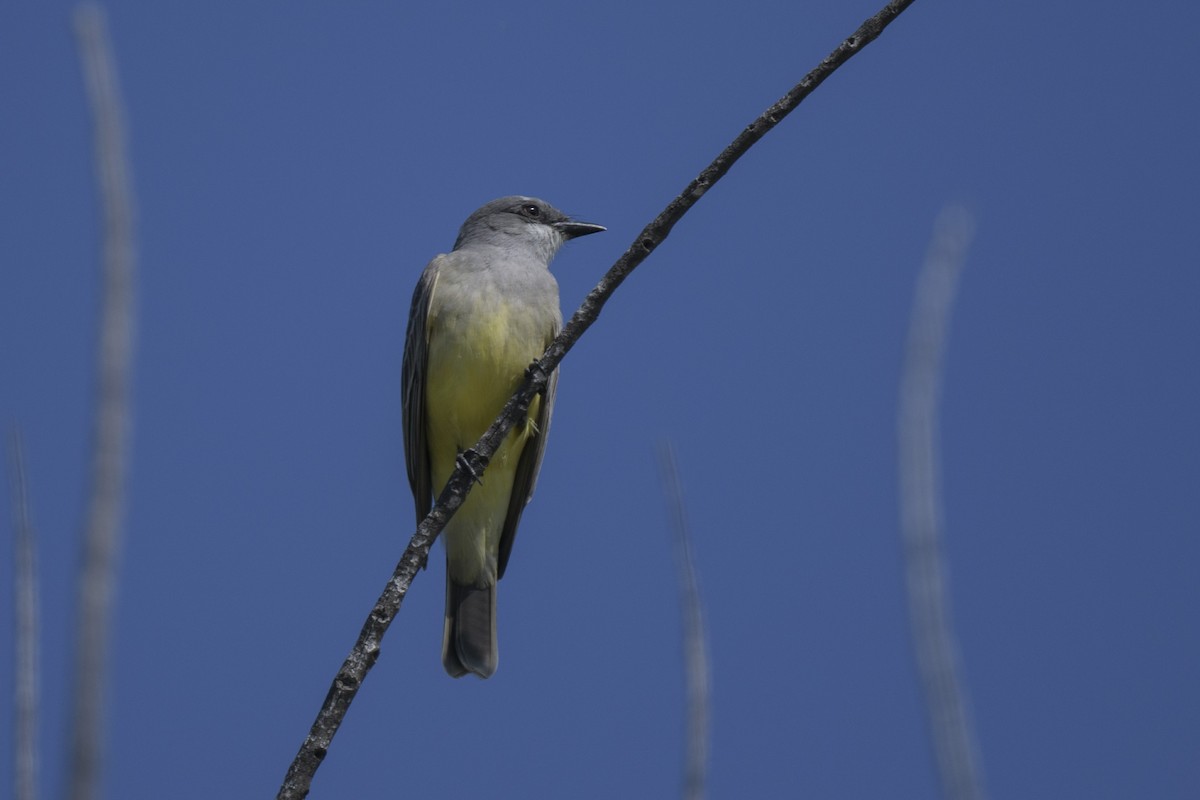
<box><xmin>425</xmin><ymin>302</ymin><xmax>545</xmax><ymax>586</ymax></box>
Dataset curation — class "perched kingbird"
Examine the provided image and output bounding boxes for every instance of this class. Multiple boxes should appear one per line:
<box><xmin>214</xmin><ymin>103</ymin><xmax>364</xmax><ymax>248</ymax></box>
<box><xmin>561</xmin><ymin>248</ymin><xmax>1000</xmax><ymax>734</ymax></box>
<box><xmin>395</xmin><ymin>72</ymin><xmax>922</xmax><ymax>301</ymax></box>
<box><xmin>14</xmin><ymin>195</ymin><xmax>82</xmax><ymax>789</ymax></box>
<box><xmin>401</xmin><ymin>196</ymin><xmax>604</xmax><ymax>678</ymax></box>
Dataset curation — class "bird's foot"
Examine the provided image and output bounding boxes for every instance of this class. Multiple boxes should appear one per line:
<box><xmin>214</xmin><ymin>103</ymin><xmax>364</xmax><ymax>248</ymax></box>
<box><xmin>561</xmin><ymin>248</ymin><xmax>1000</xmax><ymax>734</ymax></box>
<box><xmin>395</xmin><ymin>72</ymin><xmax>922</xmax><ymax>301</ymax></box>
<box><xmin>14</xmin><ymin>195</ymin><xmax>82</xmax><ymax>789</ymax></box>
<box><xmin>456</xmin><ymin>449</ymin><xmax>486</xmax><ymax>486</ymax></box>
<box><xmin>525</xmin><ymin>360</ymin><xmax>550</xmax><ymax>393</ymax></box>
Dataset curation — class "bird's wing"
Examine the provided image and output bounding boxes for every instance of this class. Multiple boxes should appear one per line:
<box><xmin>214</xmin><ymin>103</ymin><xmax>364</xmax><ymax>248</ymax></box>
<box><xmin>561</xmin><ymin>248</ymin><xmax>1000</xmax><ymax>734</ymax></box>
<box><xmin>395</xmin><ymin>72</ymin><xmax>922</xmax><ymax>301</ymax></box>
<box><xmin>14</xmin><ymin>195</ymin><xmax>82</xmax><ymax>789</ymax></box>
<box><xmin>497</xmin><ymin>341</ymin><xmax>559</xmax><ymax>579</ymax></box>
<box><xmin>401</xmin><ymin>257</ymin><xmax>441</xmax><ymax>526</ymax></box>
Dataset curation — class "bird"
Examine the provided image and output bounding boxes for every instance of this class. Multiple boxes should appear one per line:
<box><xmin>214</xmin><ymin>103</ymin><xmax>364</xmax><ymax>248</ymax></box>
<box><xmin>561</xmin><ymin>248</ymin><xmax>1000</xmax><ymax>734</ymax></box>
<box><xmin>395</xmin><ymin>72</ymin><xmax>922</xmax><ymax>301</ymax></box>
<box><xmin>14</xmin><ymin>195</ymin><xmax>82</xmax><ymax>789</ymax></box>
<box><xmin>401</xmin><ymin>196</ymin><xmax>605</xmax><ymax>678</ymax></box>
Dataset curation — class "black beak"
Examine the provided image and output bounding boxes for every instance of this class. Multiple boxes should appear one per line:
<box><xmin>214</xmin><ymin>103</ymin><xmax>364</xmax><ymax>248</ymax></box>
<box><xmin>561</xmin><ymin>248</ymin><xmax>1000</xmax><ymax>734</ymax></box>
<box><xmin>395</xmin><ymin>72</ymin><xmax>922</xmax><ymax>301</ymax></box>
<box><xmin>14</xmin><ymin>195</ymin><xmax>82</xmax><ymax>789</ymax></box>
<box><xmin>554</xmin><ymin>220</ymin><xmax>606</xmax><ymax>240</ymax></box>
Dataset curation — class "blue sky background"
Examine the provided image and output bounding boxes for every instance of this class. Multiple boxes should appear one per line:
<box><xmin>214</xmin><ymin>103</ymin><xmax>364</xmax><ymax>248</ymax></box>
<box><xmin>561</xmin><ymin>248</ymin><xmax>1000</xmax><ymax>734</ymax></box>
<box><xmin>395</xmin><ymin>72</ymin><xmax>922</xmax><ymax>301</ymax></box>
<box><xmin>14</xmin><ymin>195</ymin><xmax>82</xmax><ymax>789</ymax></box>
<box><xmin>2</xmin><ymin>1</ymin><xmax>1198</xmax><ymax>798</ymax></box>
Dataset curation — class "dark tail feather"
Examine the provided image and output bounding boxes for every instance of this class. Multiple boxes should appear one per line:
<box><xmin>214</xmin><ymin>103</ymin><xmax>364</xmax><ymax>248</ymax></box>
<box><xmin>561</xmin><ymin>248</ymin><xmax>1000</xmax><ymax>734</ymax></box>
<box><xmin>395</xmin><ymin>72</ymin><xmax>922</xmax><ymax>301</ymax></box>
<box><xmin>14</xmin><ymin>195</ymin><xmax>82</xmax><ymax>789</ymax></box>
<box><xmin>442</xmin><ymin>574</ymin><xmax>497</xmax><ymax>679</ymax></box>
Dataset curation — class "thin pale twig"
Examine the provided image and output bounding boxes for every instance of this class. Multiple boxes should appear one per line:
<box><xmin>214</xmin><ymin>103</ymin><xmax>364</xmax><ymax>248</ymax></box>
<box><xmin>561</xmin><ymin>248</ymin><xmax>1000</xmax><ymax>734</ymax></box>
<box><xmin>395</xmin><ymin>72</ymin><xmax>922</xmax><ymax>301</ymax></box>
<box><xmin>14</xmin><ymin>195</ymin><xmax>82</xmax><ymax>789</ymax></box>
<box><xmin>897</xmin><ymin>206</ymin><xmax>986</xmax><ymax>800</ymax></box>
<box><xmin>657</xmin><ymin>442</ymin><xmax>711</xmax><ymax>800</ymax></box>
<box><xmin>70</xmin><ymin>5</ymin><xmax>138</xmax><ymax>800</ymax></box>
<box><xmin>9</xmin><ymin>429</ymin><xmax>40</xmax><ymax>800</ymax></box>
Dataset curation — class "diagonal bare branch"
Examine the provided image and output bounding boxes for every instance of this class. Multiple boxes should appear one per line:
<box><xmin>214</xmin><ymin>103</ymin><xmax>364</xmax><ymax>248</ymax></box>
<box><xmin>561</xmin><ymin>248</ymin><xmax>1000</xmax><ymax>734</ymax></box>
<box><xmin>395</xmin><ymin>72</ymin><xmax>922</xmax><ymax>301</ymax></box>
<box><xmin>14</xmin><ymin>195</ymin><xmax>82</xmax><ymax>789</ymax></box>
<box><xmin>898</xmin><ymin>205</ymin><xmax>985</xmax><ymax>800</ymax></box>
<box><xmin>70</xmin><ymin>5</ymin><xmax>138</xmax><ymax>800</ymax></box>
<box><xmin>278</xmin><ymin>2</ymin><xmax>919</xmax><ymax>796</ymax></box>
<box><xmin>657</xmin><ymin>442</ymin><xmax>711</xmax><ymax>800</ymax></box>
<box><xmin>8</xmin><ymin>429</ymin><xmax>40</xmax><ymax>800</ymax></box>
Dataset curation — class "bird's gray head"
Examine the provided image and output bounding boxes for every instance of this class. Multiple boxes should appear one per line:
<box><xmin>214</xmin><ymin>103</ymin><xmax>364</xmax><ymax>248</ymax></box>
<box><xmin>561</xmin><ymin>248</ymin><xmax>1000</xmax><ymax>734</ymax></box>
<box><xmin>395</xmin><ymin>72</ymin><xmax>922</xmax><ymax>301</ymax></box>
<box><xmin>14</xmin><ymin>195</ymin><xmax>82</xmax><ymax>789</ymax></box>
<box><xmin>453</xmin><ymin>196</ymin><xmax>605</xmax><ymax>262</ymax></box>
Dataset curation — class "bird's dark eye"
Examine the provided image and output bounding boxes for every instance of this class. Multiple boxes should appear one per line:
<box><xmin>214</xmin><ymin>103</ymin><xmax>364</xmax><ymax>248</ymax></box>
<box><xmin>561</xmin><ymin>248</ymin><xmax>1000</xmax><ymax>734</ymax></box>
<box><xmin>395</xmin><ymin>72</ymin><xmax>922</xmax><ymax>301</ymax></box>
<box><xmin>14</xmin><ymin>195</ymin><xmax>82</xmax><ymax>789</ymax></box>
<box><xmin>523</xmin><ymin>204</ymin><xmax>540</xmax><ymax>217</ymax></box>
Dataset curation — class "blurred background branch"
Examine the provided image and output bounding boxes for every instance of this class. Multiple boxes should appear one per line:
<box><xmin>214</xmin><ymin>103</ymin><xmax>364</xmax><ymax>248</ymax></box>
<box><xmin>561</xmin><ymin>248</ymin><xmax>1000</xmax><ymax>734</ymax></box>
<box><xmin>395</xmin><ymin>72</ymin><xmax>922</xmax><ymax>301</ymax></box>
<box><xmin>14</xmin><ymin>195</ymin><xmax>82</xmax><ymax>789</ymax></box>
<box><xmin>658</xmin><ymin>442</ymin><xmax>711</xmax><ymax>800</ymax></box>
<box><xmin>897</xmin><ymin>205</ymin><xmax>985</xmax><ymax>800</ymax></box>
<box><xmin>70</xmin><ymin>5</ymin><xmax>138</xmax><ymax>800</ymax></box>
<box><xmin>9</xmin><ymin>429</ymin><xmax>40</xmax><ymax>800</ymax></box>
